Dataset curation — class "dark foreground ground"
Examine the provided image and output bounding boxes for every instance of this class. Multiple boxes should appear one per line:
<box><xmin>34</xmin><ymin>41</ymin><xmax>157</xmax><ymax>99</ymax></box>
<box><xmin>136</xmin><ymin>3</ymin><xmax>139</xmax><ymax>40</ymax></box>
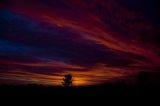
<box><xmin>0</xmin><ymin>83</ymin><xmax>160</xmax><ymax>103</ymax></box>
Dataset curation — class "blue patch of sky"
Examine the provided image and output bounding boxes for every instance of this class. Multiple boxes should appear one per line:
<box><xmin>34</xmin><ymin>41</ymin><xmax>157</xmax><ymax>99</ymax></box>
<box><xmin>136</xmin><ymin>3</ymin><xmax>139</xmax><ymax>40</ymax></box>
<box><xmin>0</xmin><ymin>40</ymin><xmax>34</xmax><ymax>54</ymax></box>
<box><xmin>0</xmin><ymin>9</ymin><xmax>74</xmax><ymax>38</ymax></box>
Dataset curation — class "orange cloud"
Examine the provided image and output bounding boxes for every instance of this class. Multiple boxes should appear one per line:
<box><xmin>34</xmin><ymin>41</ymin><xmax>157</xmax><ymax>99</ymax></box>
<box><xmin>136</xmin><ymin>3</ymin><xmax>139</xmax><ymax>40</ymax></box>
<box><xmin>0</xmin><ymin>63</ymin><xmax>137</xmax><ymax>86</ymax></box>
<box><xmin>3</xmin><ymin>0</ymin><xmax>160</xmax><ymax>65</ymax></box>
<box><xmin>1</xmin><ymin>0</ymin><xmax>159</xmax><ymax>86</ymax></box>
<box><xmin>15</xmin><ymin>60</ymin><xmax>84</xmax><ymax>69</ymax></box>
<box><xmin>0</xmin><ymin>70</ymin><xmax>63</xmax><ymax>85</ymax></box>
<box><xmin>42</xmin><ymin>13</ymin><xmax>160</xmax><ymax>65</ymax></box>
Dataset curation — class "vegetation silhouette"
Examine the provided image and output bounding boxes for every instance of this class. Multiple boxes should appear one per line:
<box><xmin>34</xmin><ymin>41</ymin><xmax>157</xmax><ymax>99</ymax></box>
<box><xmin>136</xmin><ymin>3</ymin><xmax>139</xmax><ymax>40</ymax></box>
<box><xmin>0</xmin><ymin>81</ymin><xmax>159</xmax><ymax>100</ymax></box>
<box><xmin>137</xmin><ymin>71</ymin><xmax>149</xmax><ymax>85</ymax></box>
<box><xmin>0</xmin><ymin>72</ymin><xmax>159</xmax><ymax>99</ymax></box>
<box><xmin>62</xmin><ymin>74</ymin><xmax>72</xmax><ymax>87</ymax></box>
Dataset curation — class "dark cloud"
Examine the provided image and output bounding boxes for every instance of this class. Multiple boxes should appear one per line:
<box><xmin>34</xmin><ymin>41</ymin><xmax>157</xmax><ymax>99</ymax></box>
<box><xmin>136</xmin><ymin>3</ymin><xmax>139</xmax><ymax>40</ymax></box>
<box><xmin>0</xmin><ymin>0</ymin><xmax>159</xmax><ymax>85</ymax></box>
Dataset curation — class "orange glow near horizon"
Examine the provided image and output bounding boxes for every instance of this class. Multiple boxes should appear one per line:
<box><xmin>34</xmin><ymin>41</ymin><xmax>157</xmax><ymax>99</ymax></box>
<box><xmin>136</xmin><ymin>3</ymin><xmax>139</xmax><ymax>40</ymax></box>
<box><xmin>0</xmin><ymin>0</ymin><xmax>159</xmax><ymax>86</ymax></box>
<box><xmin>0</xmin><ymin>64</ymin><xmax>137</xmax><ymax>86</ymax></box>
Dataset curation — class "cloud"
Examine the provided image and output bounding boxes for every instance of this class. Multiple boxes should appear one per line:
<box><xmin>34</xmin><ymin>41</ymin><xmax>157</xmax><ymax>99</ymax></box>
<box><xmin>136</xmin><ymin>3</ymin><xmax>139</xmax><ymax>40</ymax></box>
<box><xmin>0</xmin><ymin>0</ymin><xmax>159</xmax><ymax>85</ymax></box>
<box><xmin>0</xmin><ymin>63</ymin><xmax>136</xmax><ymax>86</ymax></box>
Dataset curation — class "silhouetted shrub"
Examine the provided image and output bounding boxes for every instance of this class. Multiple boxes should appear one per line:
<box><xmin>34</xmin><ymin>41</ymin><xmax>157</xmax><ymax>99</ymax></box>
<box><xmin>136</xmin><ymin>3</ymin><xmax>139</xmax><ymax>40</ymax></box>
<box><xmin>62</xmin><ymin>74</ymin><xmax>72</xmax><ymax>87</ymax></box>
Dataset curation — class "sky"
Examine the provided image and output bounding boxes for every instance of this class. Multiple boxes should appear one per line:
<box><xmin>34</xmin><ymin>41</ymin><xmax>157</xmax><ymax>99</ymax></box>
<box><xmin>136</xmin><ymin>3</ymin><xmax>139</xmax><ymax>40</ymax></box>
<box><xmin>0</xmin><ymin>0</ymin><xmax>159</xmax><ymax>86</ymax></box>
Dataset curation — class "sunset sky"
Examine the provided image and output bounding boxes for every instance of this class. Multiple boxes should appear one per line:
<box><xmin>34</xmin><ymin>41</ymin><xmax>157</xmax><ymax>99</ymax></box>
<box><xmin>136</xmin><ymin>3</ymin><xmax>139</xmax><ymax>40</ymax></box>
<box><xmin>0</xmin><ymin>0</ymin><xmax>159</xmax><ymax>86</ymax></box>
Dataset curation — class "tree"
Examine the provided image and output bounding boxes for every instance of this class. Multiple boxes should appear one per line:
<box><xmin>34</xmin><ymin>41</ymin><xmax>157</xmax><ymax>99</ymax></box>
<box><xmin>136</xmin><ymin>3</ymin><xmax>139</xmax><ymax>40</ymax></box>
<box><xmin>62</xmin><ymin>74</ymin><xmax>72</xmax><ymax>87</ymax></box>
<box><xmin>137</xmin><ymin>71</ymin><xmax>149</xmax><ymax>85</ymax></box>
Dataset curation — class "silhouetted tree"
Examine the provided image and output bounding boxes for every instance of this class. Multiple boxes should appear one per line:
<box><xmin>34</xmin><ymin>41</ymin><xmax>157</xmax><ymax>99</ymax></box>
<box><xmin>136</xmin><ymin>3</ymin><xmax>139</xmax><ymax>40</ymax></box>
<box><xmin>62</xmin><ymin>74</ymin><xmax>72</xmax><ymax>87</ymax></box>
<box><xmin>137</xmin><ymin>71</ymin><xmax>149</xmax><ymax>85</ymax></box>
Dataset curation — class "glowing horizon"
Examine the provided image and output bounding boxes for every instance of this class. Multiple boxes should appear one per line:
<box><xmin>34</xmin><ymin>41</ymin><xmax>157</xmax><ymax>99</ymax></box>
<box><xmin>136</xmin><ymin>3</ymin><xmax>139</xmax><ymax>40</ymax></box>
<box><xmin>0</xmin><ymin>0</ymin><xmax>159</xmax><ymax>86</ymax></box>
